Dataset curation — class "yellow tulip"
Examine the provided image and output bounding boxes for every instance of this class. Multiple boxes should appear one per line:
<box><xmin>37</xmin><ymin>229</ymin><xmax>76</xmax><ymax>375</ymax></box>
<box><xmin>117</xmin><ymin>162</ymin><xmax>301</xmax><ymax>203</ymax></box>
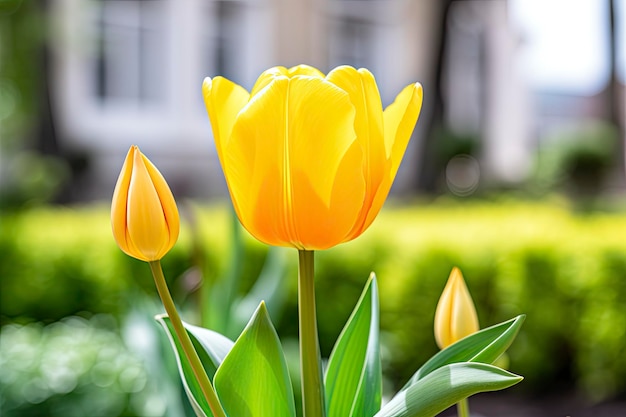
<box><xmin>434</xmin><ymin>267</ymin><xmax>479</xmax><ymax>349</ymax></box>
<box><xmin>111</xmin><ymin>145</ymin><xmax>179</xmax><ymax>262</ymax></box>
<box><xmin>203</xmin><ymin>64</ymin><xmax>423</xmax><ymax>250</ymax></box>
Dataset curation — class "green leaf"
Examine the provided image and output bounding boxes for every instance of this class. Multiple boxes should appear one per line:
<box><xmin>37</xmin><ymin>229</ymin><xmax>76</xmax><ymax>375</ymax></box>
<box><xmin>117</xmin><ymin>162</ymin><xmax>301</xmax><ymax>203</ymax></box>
<box><xmin>214</xmin><ymin>301</ymin><xmax>296</xmax><ymax>417</ymax></box>
<box><xmin>403</xmin><ymin>315</ymin><xmax>525</xmax><ymax>389</ymax></box>
<box><xmin>325</xmin><ymin>273</ymin><xmax>381</xmax><ymax>417</ymax></box>
<box><xmin>376</xmin><ymin>363</ymin><xmax>523</xmax><ymax>417</ymax></box>
<box><xmin>156</xmin><ymin>315</ymin><xmax>234</xmax><ymax>417</ymax></box>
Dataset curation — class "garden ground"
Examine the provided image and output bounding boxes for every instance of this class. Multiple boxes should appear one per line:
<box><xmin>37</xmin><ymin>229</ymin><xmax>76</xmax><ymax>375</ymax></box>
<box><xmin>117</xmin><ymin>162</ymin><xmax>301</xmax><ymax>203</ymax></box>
<box><xmin>445</xmin><ymin>391</ymin><xmax>626</xmax><ymax>417</ymax></box>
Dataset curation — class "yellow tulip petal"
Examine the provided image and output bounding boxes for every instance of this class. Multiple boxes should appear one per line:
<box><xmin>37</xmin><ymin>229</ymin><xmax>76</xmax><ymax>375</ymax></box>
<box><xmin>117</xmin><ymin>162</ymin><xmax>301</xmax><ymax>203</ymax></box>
<box><xmin>111</xmin><ymin>146</ymin><xmax>134</xmax><ymax>255</ymax></box>
<box><xmin>285</xmin><ymin>76</ymin><xmax>358</xmax><ymax>207</ymax></box>
<box><xmin>358</xmin><ymin>82</ymin><xmax>423</xmax><ymax>231</ymax></box>
<box><xmin>250</xmin><ymin>65</ymin><xmax>325</xmax><ymax>97</ymax></box>
<box><xmin>291</xmin><ymin>140</ymin><xmax>366</xmax><ymax>249</ymax></box>
<box><xmin>202</xmin><ymin>76</ymin><xmax>250</xmax><ymax>166</ymax></box>
<box><xmin>242</xmin><ymin>163</ymin><xmax>287</xmax><ymax>247</ymax></box>
<box><xmin>141</xmin><ymin>153</ymin><xmax>180</xmax><ymax>252</ymax></box>
<box><xmin>434</xmin><ymin>275</ymin><xmax>455</xmax><ymax>348</ymax></box>
<box><xmin>383</xmin><ymin>82</ymin><xmax>423</xmax><ymax>177</ymax></box>
<box><xmin>250</xmin><ymin>66</ymin><xmax>289</xmax><ymax>97</ymax></box>
<box><xmin>327</xmin><ymin>66</ymin><xmax>388</xmax><ymax>241</ymax></box>
<box><xmin>126</xmin><ymin>149</ymin><xmax>171</xmax><ymax>261</ymax></box>
<box><xmin>451</xmin><ymin>275</ymin><xmax>479</xmax><ymax>342</ymax></box>
<box><xmin>226</xmin><ymin>75</ymin><xmax>362</xmax><ymax>248</ymax></box>
<box><xmin>286</xmin><ymin>64</ymin><xmax>325</xmax><ymax>78</ymax></box>
<box><xmin>326</xmin><ymin>66</ymin><xmax>385</xmax><ymax>185</ymax></box>
<box><xmin>246</xmin><ymin>140</ymin><xmax>365</xmax><ymax>249</ymax></box>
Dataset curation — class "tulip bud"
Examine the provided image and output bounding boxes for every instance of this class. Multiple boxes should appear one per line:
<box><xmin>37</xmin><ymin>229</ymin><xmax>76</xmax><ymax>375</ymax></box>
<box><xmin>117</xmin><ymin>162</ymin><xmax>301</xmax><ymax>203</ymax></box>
<box><xmin>434</xmin><ymin>267</ymin><xmax>479</xmax><ymax>349</ymax></box>
<box><xmin>111</xmin><ymin>145</ymin><xmax>179</xmax><ymax>262</ymax></box>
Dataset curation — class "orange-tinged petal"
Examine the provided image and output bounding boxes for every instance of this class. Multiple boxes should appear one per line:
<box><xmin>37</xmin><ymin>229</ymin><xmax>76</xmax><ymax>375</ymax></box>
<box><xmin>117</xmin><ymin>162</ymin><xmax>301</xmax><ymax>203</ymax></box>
<box><xmin>202</xmin><ymin>76</ymin><xmax>250</xmax><ymax>167</ymax></box>
<box><xmin>358</xmin><ymin>82</ymin><xmax>423</xmax><ymax>231</ymax></box>
<box><xmin>326</xmin><ymin>66</ymin><xmax>385</xmax><ymax>186</ymax></box>
<box><xmin>434</xmin><ymin>267</ymin><xmax>479</xmax><ymax>349</ymax></box>
<box><xmin>326</xmin><ymin>66</ymin><xmax>388</xmax><ymax>241</ymax></box>
<box><xmin>226</xmin><ymin>75</ymin><xmax>363</xmax><ymax>249</ymax></box>
<box><xmin>285</xmin><ymin>76</ymin><xmax>358</xmax><ymax>207</ymax></box>
<box><xmin>383</xmin><ymin>82</ymin><xmax>423</xmax><ymax>178</ymax></box>
<box><xmin>246</xmin><ymin>141</ymin><xmax>365</xmax><ymax>250</ymax></box>
<box><xmin>290</xmin><ymin>140</ymin><xmax>365</xmax><ymax>249</ymax></box>
<box><xmin>141</xmin><ymin>153</ymin><xmax>180</xmax><ymax>252</ymax></box>
<box><xmin>111</xmin><ymin>146</ymin><xmax>134</xmax><ymax>255</ymax></box>
<box><xmin>434</xmin><ymin>274</ymin><xmax>455</xmax><ymax>348</ymax></box>
<box><xmin>126</xmin><ymin>149</ymin><xmax>171</xmax><ymax>261</ymax></box>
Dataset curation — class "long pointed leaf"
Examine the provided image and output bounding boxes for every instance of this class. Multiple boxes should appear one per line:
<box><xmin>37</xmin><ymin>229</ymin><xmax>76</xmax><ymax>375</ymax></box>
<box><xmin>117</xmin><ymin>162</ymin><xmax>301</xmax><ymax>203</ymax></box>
<box><xmin>325</xmin><ymin>273</ymin><xmax>381</xmax><ymax>417</ymax></box>
<box><xmin>214</xmin><ymin>301</ymin><xmax>296</xmax><ymax>417</ymax></box>
<box><xmin>377</xmin><ymin>363</ymin><xmax>523</xmax><ymax>417</ymax></box>
<box><xmin>156</xmin><ymin>315</ymin><xmax>234</xmax><ymax>417</ymax></box>
<box><xmin>403</xmin><ymin>314</ymin><xmax>525</xmax><ymax>389</ymax></box>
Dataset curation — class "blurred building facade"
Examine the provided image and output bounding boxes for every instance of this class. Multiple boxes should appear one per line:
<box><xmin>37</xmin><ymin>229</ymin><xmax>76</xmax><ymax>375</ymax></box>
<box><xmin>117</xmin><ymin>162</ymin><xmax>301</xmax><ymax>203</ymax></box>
<box><xmin>46</xmin><ymin>0</ymin><xmax>535</xmax><ymax>200</ymax></box>
<box><xmin>48</xmin><ymin>0</ymin><xmax>439</xmax><ymax>200</ymax></box>
<box><xmin>43</xmin><ymin>0</ymin><xmax>623</xmax><ymax>201</ymax></box>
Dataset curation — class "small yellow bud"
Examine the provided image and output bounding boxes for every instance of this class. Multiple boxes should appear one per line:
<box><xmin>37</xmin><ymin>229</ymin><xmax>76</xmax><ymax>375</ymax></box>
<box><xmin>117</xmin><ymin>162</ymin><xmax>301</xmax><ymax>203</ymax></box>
<box><xmin>111</xmin><ymin>145</ymin><xmax>179</xmax><ymax>262</ymax></box>
<box><xmin>434</xmin><ymin>267</ymin><xmax>479</xmax><ymax>349</ymax></box>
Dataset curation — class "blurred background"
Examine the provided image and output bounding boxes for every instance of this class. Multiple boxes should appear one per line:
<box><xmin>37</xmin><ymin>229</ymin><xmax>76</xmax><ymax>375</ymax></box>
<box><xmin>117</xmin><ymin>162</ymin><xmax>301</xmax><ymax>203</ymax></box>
<box><xmin>1</xmin><ymin>0</ymin><xmax>626</xmax><ymax>416</ymax></box>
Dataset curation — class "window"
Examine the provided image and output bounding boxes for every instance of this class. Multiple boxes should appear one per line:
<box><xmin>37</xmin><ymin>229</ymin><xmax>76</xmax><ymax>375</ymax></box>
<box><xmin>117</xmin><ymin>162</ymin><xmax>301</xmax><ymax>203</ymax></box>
<box><xmin>94</xmin><ymin>0</ymin><xmax>167</xmax><ymax>106</ymax></box>
<box><xmin>329</xmin><ymin>16</ymin><xmax>374</xmax><ymax>69</ymax></box>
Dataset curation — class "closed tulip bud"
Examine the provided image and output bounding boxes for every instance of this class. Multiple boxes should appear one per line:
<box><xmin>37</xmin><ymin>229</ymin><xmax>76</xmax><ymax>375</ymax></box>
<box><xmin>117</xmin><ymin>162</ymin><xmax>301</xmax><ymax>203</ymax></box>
<box><xmin>111</xmin><ymin>145</ymin><xmax>179</xmax><ymax>262</ymax></box>
<box><xmin>203</xmin><ymin>64</ymin><xmax>422</xmax><ymax>250</ymax></box>
<box><xmin>434</xmin><ymin>267</ymin><xmax>479</xmax><ymax>349</ymax></box>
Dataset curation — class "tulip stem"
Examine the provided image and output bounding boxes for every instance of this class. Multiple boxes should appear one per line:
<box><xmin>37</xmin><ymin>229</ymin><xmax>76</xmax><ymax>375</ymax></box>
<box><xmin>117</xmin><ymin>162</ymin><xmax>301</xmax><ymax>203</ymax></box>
<box><xmin>298</xmin><ymin>250</ymin><xmax>326</xmax><ymax>417</ymax></box>
<box><xmin>149</xmin><ymin>261</ymin><xmax>226</xmax><ymax>417</ymax></box>
<box><xmin>457</xmin><ymin>398</ymin><xmax>470</xmax><ymax>417</ymax></box>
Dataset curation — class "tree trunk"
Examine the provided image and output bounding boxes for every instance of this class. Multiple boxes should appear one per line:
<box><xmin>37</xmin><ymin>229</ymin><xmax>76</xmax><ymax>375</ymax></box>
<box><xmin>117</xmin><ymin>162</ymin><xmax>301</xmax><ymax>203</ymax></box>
<box><xmin>416</xmin><ymin>0</ymin><xmax>453</xmax><ymax>192</ymax></box>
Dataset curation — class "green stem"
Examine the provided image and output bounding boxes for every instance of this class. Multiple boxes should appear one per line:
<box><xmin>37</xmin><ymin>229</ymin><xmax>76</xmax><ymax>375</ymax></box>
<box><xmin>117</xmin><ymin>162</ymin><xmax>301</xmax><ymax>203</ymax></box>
<box><xmin>457</xmin><ymin>398</ymin><xmax>470</xmax><ymax>417</ymax></box>
<box><xmin>298</xmin><ymin>250</ymin><xmax>326</xmax><ymax>417</ymax></box>
<box><xmin>149</xmin><ymin>260</ymin><xmax>226</xmax><ymax>417</ymax></box>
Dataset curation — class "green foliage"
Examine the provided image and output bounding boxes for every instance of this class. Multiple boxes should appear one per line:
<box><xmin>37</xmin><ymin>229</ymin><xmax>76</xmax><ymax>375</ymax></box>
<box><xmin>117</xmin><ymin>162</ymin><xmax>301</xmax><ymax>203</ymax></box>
<box><xmin>158</xmin><ymin>275</ymin><xmax>521</xmax><ymax>417</ymax></box>
<box><xmin>159</xmin><ymin>304</ymin><xmax>296</xmax><ymax>417</ymax></box>
<box><xmin>0</xmin><ymin>2</ymin><xmax>70</xmax><ymax>210</ymax></box>
<box><xmin>0</xmin><ymin>206</ymin><xmax>203</xmax><ymax>323</ymax></box>
<box><xmin>325</xmin><ymin>274</ymin><xmax>381</xmax><ymax>417</ymax></box>
<box><xmin>214</xmin><ymin>302</ymin><xmax>296</xmax><ymax>417</ymax></box>
<box><xmin>2</xmin><ymin>200</ymin><xmax>626</xmax><ymax>402</ymax></box>
<box><xmin>0</xmin><ymin>315</ymin><xmax>164</xmax><ymax>417</ymax></box>
<box><xmin>376</xmin><ymin>363</ymin><xmax>522</xmax><ymax>417</ymax></box>
<box><xmin>157</xmin><ymin>316</ymin><xmax>234</xmax><ymax>417</ymax></box>
<box><xmin>531</xmin><ymin>121</ymin><xmax>620</xmax><ymax>197</ymax></box>
<box><xmin>403</xmin><ymin>315</ymin><xmax>525</xmax><ymax>387</ymax></box>
<box><xmin>298</xmin><ymin>198</ymin><xmax>626</xmax><ymax>401</ymax></box>
<box><xmin>350</xmin><ymin>200</ymin><xmax>626</xmax><ymax>400</ymax></box>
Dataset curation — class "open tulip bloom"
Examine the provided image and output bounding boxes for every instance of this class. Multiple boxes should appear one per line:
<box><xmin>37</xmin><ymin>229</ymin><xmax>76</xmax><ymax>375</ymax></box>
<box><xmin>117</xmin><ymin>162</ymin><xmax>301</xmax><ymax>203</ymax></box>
<box><xmin>112</xmin><ymin>65</ymin><xmax>525</xmax><ymax>417</ymax></box>
<box><xmin>203</xmin><ymin>64</ymin><xmax>422</xmax><ymax>250</ymax></box>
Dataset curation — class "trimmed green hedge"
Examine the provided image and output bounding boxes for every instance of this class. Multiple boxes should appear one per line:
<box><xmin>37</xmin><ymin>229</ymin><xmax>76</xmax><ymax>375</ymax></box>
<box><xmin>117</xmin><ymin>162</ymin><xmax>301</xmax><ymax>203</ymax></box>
<box><xmin>2</xmin><ymin>199</ymin><xmax>626</xmax><ymax>402</ymax></box>
<box><xmin>313</xmin><ymin>199</ymin><xmax>626</xmax><ymax>401</ymax></box>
